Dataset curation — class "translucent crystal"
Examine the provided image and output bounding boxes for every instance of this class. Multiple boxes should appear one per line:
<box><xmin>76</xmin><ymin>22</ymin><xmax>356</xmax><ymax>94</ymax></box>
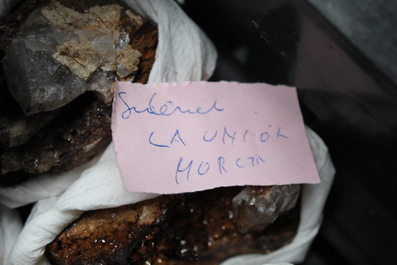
<box><xmin>88</xmin><ymin>70</ymin><xmax>116</xmax><ymax>105</ymax></box>
<box><xmin>233</xmin><ymin>184</ymin><xmax>301</xmax><ymax>232</ymax></box>
<box><xmin>1</xmin><ymin>3</ymin><xmax>141</xmax><ymax>116</ymax></box>
<box><xmin>116</xmin><ymin>47</ymin><xmax>141</xmax><ymax>78</ymax></box>
<box><xmin>1</xmin><ymin>10</ymin><xmax>89</xmax><ymax>115</ymax></box>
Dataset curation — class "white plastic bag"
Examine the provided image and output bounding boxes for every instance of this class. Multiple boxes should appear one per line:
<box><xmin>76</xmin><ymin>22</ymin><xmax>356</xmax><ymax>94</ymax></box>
<box><xmin>0</xmin><ymin>204</ymin><xmax>23</xmax><ymax>265</ymax></box>
<box><xmin>1</xmin><ymin>0</ymin><xmax>334</xmax><ymax>264</ymax></box>
<box><xmin>6</xmin><ymin>128</ymin><xmax>333</xmax><ymax>265</ymax></box>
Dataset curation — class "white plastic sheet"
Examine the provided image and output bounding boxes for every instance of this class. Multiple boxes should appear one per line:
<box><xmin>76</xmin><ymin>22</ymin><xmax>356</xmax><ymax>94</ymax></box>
<box><xmin>0</xmin><ymin>204</ymin><xmax>23</xmax><ymax>265</ymax></box>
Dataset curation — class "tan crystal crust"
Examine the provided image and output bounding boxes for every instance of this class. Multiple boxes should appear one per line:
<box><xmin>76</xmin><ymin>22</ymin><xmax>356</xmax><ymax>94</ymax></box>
<box><xmin>44</xmin><ymin>2</ymin><xmax>142</xmax><ymax>81</ymax></box>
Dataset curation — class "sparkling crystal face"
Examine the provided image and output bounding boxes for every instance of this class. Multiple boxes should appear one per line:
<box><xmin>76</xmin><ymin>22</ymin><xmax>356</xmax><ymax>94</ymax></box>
<box><xmin>1</xmin><ymin>2</ymin><xmax>141</xmax><ymax>116</ymax></box>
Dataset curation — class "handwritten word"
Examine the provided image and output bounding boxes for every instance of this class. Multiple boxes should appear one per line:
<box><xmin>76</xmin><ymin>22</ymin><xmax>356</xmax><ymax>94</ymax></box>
<box><xmin>149</xmin><ymin>130</ymin><xmax>186</xmax><ymax>148</ymax></box>
<box><xmin>119</xmin><ymin>92</ymin><xmax>224</xmax><ymax>119</ymax></box>
<box><xmin>175</xmin><ymin>154</ymin><xmax>266</xmax><ymax>184</ymax></box>
<box><xmin>149</xmin><ymin>126</ymin><xmax>288</xmax><ymax>148</ymax></box>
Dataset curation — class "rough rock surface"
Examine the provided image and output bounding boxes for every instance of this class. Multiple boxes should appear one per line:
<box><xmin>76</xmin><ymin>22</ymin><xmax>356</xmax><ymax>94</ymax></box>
<box><xmin>0</xmin><ymin>0</ymin><xmax>158</xmax><ymax>186</ymax></box>
<box><xmin>2</xmin><ymin>2</ymin><xmax>143</xmax><ymax>115</ymax></box>
<box><xmin>233</xmin><ymin>184</ymin><xmax>301</xmax><ymax>232</ymax></box>
<box><xmin>46</xmin><ymin>186</ymin><xmax>300</xmax><ymax>265</ymax></box>
<box><xmin>1</xmin><ymin>93</ymin><xmax>112</xmax><ymax>176</ymax></box>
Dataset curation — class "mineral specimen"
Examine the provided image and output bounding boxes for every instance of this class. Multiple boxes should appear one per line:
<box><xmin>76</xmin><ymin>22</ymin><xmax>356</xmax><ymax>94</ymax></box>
<box><xmin>45</xmin><ymin>187</ymin><xmax>300</xmax><ymax>265</ymax></box>
<box><xmin>0</xmin><ymin>0</ymin><xmax>158</xmax><ymax>186</ymax></box>
<box><xmin>0</xmin><ymin>93</ymin><xmax>112</xmax><ymax>176</ymax></box>
<box><xmin>1</xmin><ymin>2</ymin><xmax>142</xmax><ymax>116</ymax></box>
<box><xmin>233</xmin><ymin>184</ymin><xmax>301</xmax><ymax>232</ymax></box>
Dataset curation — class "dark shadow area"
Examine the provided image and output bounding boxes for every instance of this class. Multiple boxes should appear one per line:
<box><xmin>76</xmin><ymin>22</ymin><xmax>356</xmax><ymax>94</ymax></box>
<box><xmin>183</xmin><ymin>0</ymin><xmax>397</xmax><ymax>264</ymax></box>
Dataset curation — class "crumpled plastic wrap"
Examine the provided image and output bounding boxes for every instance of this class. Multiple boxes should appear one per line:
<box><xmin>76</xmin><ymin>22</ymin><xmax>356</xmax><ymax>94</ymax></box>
<box><xmin>0</xmin><ymin>204</ymin><xmax>23</xmax><ymax>265</ymax></box>
<box><xmin>0</xmin><ymin>0</ymin><xmax>335</xmax><ymax>264</ymax></box>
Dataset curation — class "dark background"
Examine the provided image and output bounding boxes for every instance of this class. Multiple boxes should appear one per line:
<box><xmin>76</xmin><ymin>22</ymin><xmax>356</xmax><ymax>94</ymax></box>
<box><xmin>182</xmin><ymin>0</ymin><xmax>397</xmax><ymax>264</ymax></box>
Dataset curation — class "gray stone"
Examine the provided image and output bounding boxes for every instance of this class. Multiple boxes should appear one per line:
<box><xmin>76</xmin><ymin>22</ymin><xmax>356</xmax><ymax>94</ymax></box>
<box><xmin>1</xmin><ymin>13</ymin><xmax>88</xmax><ymax>115</ymax></box>
<box><xmin>0</xmin><ymin>109</ymin><xmax>62</xmax><ymax>149</ymax></box>
<box><xmin>1</xmin><ymin>3</ymin><xmax>141</xmax><ymax>116</ymax></box>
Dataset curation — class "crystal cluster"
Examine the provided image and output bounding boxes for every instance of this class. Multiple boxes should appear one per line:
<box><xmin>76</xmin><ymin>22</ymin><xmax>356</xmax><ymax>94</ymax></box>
<box><xmin>233</xmin><ymin>184</ymin><xmax>301</xmax><ymax>232</ymax></box>
<box><xmin>1</xmin><ymin>2</ymin><xmax>141</xmax><ymax>115</ymax></box>
<box><xmin>0</xmin><ymin>0</ymin><xmax>156</xmax><ymax>186</ymax></box>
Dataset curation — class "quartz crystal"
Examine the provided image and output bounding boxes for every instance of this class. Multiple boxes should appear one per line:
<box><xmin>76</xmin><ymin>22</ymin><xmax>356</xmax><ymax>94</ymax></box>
<box><xmin>1</xmin><ymin>2</ymin><xmax>141</xmax><ymax>116</ymax></box>
<box><xmin>233</xmin><ymin>184</ymin><xmax>301</xmax><ymax>232</ymax></box>
<box><xmin>0</xmin><ymin>0</ymin><xmax>156</xmax><ymax>186</ymax></box>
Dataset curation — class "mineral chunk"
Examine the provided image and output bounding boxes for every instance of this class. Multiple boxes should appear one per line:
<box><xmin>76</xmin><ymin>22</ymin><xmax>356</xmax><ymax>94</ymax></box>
<box><xmin>116</xmin><ymin>46</ymin><xmax>141</xmax><ymax>78</ymax></box>
<box><xmin>0</xmin><ymin>107</ymin><xmax>64</xmax><ymax>150</ymax></box>
<box><xmin>233</xmin><ymin>184</ymin><xmax>301</xmax><ymax>232</ymax></box>
<box><xmin>1</xmin><ymin>2</ymin><xmax>142</xmax><ymax>116</ymax></box>
<box><xmin>46</xmin><ymin>187</ymin><xmax>300</xmax><ymax>265</ymax></box>
<box><xmin>0</xmin><ymin>0</ymin><xmax>158</xmax><ymax>186</ymax></box>
<box><xmin>1</xmin><ymin>9</ymin><xmax>88</xmax><ymax>115</ymax></box>
<box><xmin>53</xmin><ymin>38</ymin><xmax>101</xmax><ymax>80</ymax></box>
<box><xmin>0</xmin><ymin>93</ymin><xmax>112</xmax><ymax>176</ymax></box>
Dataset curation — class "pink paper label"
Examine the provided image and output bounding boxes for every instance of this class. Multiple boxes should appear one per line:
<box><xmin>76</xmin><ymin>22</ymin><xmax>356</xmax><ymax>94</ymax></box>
<box><xmin>112</xmin><ymin>81</ymin><xmax>320</xmax><ymax>194</ymax></box>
